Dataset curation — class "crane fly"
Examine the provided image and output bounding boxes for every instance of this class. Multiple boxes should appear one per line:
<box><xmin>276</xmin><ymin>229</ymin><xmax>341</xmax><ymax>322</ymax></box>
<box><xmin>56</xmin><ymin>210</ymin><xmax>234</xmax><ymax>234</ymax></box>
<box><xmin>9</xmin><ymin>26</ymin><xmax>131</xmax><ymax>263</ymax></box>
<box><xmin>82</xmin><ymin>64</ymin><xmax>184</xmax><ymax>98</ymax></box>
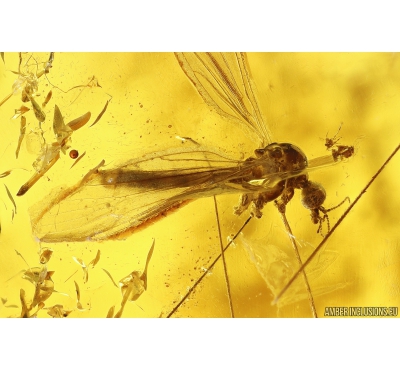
<box><xmin>25</xmin><ymin>52</ymin><xmax>363</xmax><ymax>318</ymax></box>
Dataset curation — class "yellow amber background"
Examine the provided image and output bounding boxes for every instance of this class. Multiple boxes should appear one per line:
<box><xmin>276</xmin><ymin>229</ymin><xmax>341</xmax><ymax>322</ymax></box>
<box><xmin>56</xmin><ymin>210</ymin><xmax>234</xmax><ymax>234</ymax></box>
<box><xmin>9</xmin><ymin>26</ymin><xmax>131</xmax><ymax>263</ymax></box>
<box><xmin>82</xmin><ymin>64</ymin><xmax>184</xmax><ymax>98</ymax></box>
<box><xmin>0</xmin><ymin>53</ymin><xmax>399</xmax><ymax>318</ymax></box>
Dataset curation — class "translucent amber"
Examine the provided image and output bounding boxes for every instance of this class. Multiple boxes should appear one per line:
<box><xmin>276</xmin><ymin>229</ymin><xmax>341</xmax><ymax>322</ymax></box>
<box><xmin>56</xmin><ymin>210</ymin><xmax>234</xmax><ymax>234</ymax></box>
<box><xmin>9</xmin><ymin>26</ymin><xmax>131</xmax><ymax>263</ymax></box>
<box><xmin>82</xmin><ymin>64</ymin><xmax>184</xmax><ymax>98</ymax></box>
<box><xmin>0</xmin><ymin>53</ymin><xmax>399</xmax><ymax>318</ymax></box>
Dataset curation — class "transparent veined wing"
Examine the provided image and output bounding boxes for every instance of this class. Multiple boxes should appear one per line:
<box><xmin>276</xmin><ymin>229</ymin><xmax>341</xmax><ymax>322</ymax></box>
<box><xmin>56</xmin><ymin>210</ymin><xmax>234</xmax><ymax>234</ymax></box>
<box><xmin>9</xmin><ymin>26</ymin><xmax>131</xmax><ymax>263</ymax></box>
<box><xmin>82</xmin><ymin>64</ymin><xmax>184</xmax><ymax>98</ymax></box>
<box><xmin>30</xmin><ymin>146</ymin><xmax>238</xmax><ymax>242</ymax></box>
<box><xmin>175</xmin><ymin>53</ymin><xmax>273</xmax><ymax>147</ymax></box>
<box><xmin>239</xmin><ymin>229</ymin><xmax>348</xmax><ymax>308</ymax></box>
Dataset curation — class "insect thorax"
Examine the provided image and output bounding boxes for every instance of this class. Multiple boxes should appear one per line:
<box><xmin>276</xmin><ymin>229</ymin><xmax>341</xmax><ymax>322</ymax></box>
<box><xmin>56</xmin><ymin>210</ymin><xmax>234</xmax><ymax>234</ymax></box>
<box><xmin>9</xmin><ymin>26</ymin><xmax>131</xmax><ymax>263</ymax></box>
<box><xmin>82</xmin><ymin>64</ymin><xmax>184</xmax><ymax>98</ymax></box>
<box><xmin>234</xmin><ymin>143</ymin><xmax>310</xmax><ymax>217</ymax></box>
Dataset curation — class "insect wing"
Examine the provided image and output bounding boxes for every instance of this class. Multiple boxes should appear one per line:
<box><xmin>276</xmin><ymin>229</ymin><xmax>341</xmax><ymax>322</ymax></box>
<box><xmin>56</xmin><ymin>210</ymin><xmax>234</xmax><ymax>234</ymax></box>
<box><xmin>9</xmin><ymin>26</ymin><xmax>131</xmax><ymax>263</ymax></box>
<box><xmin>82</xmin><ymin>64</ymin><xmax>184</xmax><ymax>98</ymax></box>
<box><xmin>30</xmin><ymin>147</ymin><xmax>256</xmax><ymax>242</ymax></box>
<box><xmin>239</xmin><ymin>229</ymin><xmax>348</xmax><ymax>309</ymax></box>
<box><xmin>175</xmin><ymin>52</ymin><xmax>272</xmax><ymax>147</ymax></box>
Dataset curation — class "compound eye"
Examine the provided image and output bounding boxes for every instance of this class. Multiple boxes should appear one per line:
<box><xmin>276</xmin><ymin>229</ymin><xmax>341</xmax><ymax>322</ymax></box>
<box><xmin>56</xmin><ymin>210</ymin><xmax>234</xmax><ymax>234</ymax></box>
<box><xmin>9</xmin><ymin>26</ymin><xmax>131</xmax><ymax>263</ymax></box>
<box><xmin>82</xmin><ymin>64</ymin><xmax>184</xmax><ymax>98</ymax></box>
<box><xmin>301</xmin><ymin>181</ymin><xmax>326</xmax><ymax>210</ymax></box>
